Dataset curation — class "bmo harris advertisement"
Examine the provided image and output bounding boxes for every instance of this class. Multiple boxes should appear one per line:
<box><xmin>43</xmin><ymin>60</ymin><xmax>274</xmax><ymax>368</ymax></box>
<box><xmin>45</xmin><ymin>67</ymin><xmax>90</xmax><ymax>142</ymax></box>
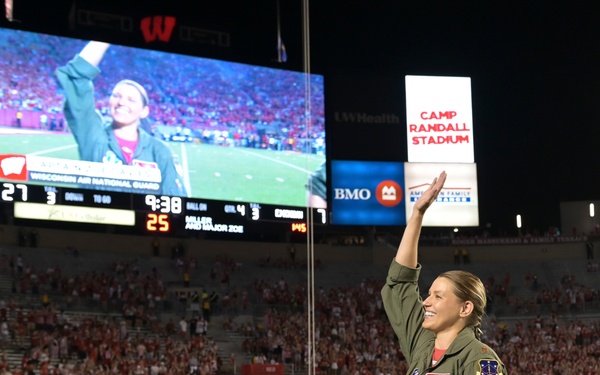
<box><xmin>331</xmin><ymin>161</ymin><xmax>405</xmax><ymax>226</ymax></box>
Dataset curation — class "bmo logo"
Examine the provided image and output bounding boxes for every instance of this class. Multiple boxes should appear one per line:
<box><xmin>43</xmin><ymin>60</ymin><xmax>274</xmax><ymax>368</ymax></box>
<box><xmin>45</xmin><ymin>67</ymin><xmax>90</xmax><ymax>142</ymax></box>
<box><xmin>334</xmin><ymin>188</ymin><xmax>371</xmax><ymax>200</ymax></box>
<box><xmin>334</xmin><ymin>180</ymin><xmax>402</xmax><ymax>207</ymax></box>
<box><xmin>375</xmin><ymin>180</ymin><xmax>402</xmax><ymax>207</ymax></box>
<box><xmin>330</xmin><ymin>160</ymin><xmax>406</xmax><ymax>226</ymax></box>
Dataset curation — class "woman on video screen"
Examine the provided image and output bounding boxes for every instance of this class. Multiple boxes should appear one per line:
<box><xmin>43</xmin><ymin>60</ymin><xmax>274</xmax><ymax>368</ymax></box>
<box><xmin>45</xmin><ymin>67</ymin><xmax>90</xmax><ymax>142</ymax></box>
<box><xmin>55</xmin><ymin>41</ymin><xmax>187</xmax><ymax>196</ymax></box>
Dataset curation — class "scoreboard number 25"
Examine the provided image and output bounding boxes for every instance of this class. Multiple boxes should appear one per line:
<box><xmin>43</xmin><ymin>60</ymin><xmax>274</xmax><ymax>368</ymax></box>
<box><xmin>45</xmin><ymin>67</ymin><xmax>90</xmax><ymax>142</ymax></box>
<box><xmin>146</xmin><ymin>213</ymin><xmax>170</xmax><ymax>232</ymax></box>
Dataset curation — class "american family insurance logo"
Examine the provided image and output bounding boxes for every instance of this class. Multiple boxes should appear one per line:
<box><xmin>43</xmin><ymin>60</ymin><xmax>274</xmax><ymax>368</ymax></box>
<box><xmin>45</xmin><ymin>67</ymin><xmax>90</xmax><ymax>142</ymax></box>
<box><xmin>408</xmin><ymin>182</ymin><xmax>472</xmax><ymax>203</ymax></box>
<box><xmin>0</xmin><ymin>154</ymin><xmax>27</xmax><ymax>181</ymax></box>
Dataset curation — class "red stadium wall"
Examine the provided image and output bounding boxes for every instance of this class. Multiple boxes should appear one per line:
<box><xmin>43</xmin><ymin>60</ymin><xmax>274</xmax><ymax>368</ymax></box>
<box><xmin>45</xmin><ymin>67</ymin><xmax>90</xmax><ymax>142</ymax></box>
<box><xmin>0</xmin><ymin>109</ymin><xmax>60</xmax><ymax>129</ymax></box>
<box><xmin>241</xmin><ymin>364</ymin><xmax>284</xmax><ymax>375</ymax></box>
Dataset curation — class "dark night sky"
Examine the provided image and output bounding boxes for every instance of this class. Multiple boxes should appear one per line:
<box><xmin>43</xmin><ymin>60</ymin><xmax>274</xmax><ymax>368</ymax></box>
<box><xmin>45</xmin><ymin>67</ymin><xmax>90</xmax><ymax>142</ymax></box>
<box><xmin>9</xmin><ymin>0</ymin><xmax>600</xmax><ymax>234</ymax></box>
<box><xmin>305</xmin><ymin>1</ymin><xmax>600</xmax><ymax>234</ymax></box>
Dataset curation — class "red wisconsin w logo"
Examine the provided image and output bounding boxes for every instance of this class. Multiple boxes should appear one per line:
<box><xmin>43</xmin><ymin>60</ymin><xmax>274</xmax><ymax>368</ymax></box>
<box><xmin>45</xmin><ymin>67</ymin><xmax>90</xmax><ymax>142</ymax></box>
<box><xmin>140</xmin><ymin>16</ymin><xmax>177</xmax><ymax>43</ymax></box>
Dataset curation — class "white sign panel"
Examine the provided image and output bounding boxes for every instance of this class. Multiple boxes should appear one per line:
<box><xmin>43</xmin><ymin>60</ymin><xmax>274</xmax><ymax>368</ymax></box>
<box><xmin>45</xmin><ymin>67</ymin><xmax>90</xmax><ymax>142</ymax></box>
<box><xmin>405</xmin><ymin>75</ymin><xmax>474</xmax><ymax>163</ymax></box>
<box><xmin>404</xmin><ymin>163</ymin><xmax>479</xmax><ymax>227</ymax></box>
<box><xmin>14</xmin><ymin>202</ymin><xmax>136</xmax><ymax>226</ymax></box>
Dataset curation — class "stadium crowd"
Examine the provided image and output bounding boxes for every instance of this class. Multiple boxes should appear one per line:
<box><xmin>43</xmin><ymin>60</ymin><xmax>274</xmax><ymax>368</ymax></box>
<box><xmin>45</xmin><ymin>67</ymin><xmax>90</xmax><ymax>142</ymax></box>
<box><xmin>215</xmin><ymin>249</ymin><xmax>600</xmax><ymax>374</ymax></box>
<box><xmin>0</xmin><ymin>252</ymin><xmax>222</xmax><ymax>375</ymax></box>
<box><xmin>0</xmin><ymin>242</ymin><xmax>599</xmax><ymax>374</ymax></box>
<box><xmin>0</xmin><ymin>300</ymin><xmax>220</xmax><ymax>375</ymax></box>
<box><xmin>232</xmin><ymin>277</ymin><xmax>600</xmax><ymax>375</ymax></box>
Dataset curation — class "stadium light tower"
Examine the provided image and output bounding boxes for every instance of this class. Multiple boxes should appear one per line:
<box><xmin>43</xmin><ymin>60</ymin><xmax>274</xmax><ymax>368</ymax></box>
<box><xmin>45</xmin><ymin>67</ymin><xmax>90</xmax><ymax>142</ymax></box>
<box><xmin>516</xmin><ymin>214</ymin><xmax>522</xmax><ymax>237</ymax></box>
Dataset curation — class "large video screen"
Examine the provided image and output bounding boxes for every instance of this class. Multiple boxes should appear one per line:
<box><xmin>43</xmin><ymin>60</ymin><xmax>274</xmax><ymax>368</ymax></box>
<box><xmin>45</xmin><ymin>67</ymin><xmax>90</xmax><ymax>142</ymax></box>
<box><xmin>0</xmin><ymin>27</ymin><xmax>325</xmax><ymax>208</ymax></box>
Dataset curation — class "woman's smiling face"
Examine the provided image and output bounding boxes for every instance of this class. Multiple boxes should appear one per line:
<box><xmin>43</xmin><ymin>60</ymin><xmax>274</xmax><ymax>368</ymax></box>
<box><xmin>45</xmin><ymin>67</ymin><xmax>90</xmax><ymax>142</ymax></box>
<box><xmin>109</xmin><ymin>83</ymin><xmax>149</xmax><ymax>127</ymax></box>
<box><xmin>421</xmin><ymin>276</ymin><xmax>467</xmax><ymax>334</ymax></box>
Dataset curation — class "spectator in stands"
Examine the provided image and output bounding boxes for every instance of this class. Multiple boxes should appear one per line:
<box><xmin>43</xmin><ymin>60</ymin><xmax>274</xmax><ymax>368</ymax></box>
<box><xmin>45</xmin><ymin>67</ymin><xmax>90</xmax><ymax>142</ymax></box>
<box><xmin>16</xmin><ymin>254</ymin><xmax>23</xmax><ymax>275</ymax></box>
<box><xmin>202</xmin><ymin>293</ymin><xmax>212</xmax><ymax>322</ymax></box>
<box><xmin>152</xmin><ymin>238</ymin><xmax>160</xmax><ymax>257</ymax></box>
<box><xmin>461</xmin><ymin>246</ymin><xmax>470</xmax><ymax>264</ymax></box>
<box><xmin>15</xmin><ymin>110</ymin><xmax>22</xmax><ymax>128</ymax></box>
<box><xmin>586</xmin><ymin>240</ymin><xmax>594</xmax><ymax>260</ymax></box>
<box><xmin>39</xmin><ymin>114</ymin><xmax>48</xmax><ymax>129</ymax></box>
<box><xmin>55</xmin><ymin>41</ymin><xmax>187</xmax><ymax>197</ymax></box>
<box><xmin>381</xmin><ymin>171</ymin><xmax>506</xmax><ymax>374</ymax></box>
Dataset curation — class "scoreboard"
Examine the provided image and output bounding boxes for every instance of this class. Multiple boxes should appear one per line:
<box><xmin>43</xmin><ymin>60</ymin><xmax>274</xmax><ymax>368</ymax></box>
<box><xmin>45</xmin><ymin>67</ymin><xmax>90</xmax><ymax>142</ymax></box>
<box><xmin>1</xmin><ymin>182</ymin><xmax>328</xmax><ymax>237</ymax></box>
<box><xmin>0</xmin><ymin>26</ymin><xmax>329</xmax><ymax>240</ymax></box>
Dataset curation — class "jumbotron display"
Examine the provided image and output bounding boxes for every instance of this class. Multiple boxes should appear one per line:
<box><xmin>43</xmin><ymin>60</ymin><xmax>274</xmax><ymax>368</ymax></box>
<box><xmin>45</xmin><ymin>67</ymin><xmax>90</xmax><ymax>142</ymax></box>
<box><xmin>0</xmin><ymin>26</ymin><xmax>327</xmax><ymax>235</ymax></box>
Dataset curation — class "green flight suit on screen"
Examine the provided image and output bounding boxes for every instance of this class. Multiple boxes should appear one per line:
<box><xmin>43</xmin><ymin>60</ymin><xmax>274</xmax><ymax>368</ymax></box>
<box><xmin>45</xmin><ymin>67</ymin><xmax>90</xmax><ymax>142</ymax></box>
<box><xmin>55</xmin><ymin>54</ymin><xmax>187</xmax><ymax>196</ymax></box>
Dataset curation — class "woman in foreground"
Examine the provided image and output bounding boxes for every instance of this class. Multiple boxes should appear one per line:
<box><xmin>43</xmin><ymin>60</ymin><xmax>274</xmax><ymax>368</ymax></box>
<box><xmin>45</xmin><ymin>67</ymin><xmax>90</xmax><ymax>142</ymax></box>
<box><xmin>381</xmin><ymin>171</ymin><xmax>507</xmax><ymax>375</ymax></box>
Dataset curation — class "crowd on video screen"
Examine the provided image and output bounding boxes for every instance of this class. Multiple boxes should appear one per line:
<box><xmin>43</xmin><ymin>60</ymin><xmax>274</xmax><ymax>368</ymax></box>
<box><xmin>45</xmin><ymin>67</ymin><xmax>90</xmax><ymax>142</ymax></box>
<box><xmin>0</xmin><ymin>29</ymin><xmax>325</xmax><ymax>153</ymax></box>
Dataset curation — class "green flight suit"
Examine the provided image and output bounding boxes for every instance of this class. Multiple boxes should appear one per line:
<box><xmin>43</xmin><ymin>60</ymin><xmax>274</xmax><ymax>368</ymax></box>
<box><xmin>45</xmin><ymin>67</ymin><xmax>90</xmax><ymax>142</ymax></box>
<box><xmin>382</xmin><ymin>260</ymin><xmax>507</xmax><ymax>375</ymax></box>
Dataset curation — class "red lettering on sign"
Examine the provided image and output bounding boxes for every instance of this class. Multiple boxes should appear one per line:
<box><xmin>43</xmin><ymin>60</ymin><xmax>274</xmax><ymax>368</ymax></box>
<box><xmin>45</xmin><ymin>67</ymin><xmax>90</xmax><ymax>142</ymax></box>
<box><xmin>420</xmin><ymin>111</ymin><xmax>457</xmax><ymax>120</ymax></box>
<box><xmin>411</xmin><ymin>135</ymin><xmax>470</xmax><ymax>145</ymax></box>
<box><xmin>409</xmin><ymin>123</ymin><xmax>470</xmax><ymax>132</ymax></box>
